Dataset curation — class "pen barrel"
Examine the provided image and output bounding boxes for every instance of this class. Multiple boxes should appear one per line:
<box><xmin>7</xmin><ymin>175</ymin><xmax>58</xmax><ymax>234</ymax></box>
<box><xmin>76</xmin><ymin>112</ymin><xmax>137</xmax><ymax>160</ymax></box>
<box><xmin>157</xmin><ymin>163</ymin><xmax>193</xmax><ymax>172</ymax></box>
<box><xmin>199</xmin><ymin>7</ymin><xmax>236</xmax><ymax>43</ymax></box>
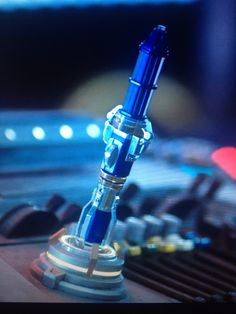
<box><xmin>122</xmin><ymin>53</ymin><xmax>164</xmax><ymax>119</ymax></box>
<box><xmin>77</xmin><ymin>170</ymin><xmax>125</xmax><ymax>245</ymax></box>
<box><xmin>122</xmin><ymin>25</ymin><xmax>167</xmax><ymax>120</ymax></box>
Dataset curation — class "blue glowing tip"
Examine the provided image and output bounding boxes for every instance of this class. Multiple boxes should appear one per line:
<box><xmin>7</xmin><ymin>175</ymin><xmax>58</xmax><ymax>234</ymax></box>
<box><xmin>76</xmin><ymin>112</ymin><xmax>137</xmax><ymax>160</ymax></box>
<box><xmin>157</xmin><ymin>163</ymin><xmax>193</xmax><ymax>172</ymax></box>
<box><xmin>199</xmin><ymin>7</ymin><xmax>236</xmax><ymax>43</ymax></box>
<box><xmin>140</xmin><ymin>25</ymin><xmax>168</xmax><ymax>57</ymax></box>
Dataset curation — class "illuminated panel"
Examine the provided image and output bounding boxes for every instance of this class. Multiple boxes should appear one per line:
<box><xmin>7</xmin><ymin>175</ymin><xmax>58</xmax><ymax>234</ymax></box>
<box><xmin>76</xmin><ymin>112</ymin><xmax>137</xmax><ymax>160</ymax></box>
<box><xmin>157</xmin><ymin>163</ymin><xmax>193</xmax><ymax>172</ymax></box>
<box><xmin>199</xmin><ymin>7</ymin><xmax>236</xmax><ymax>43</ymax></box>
<box><xmin>86</xmin><ymin>124</ymin><xmax>101</xmax><ymax>138</ymax></box>
<box><xmin>0</xmin><ymin>0</ymin><xmax>197</xmax><ymax>11</ymax></box>
<box><xmin>46</xmin><ymin>251</ymin><xmax>121</xmax><ymax>277</ymax></box>
<box><xmin>211</xmin><ymin>147</ymin><xmax>236</xmax><ymax>180</ymax></box>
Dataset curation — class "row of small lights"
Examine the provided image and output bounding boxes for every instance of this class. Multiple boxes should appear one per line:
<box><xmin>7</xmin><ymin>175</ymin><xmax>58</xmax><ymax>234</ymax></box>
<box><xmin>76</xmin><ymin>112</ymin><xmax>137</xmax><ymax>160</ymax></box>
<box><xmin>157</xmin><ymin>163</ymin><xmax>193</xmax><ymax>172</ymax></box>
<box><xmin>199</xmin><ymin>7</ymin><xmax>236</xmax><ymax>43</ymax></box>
<box><xmin>3</xmin><ymin>124</ymin><xmax>101</xmax><ymax>141</ymax></box>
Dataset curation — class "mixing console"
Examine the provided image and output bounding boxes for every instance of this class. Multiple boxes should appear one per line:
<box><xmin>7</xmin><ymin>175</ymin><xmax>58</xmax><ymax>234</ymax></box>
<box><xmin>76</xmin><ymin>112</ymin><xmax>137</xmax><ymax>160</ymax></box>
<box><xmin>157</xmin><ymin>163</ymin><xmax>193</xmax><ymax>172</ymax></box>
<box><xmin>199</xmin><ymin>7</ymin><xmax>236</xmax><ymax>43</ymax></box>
<box><xmin>0</xmin><ymin>110</ymin><xmax>236</xmax><ymax>303</ymax></box>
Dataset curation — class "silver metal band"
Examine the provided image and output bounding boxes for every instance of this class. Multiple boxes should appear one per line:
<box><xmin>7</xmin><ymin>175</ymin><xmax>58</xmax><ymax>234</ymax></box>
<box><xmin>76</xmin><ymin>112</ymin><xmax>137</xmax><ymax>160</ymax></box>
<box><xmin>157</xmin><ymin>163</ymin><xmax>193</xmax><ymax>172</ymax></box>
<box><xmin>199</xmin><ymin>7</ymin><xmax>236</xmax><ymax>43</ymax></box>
<box><xmin>99</xmin><ymin>169</ymin><xmax>127</xmax><ymax>190</ymax></box>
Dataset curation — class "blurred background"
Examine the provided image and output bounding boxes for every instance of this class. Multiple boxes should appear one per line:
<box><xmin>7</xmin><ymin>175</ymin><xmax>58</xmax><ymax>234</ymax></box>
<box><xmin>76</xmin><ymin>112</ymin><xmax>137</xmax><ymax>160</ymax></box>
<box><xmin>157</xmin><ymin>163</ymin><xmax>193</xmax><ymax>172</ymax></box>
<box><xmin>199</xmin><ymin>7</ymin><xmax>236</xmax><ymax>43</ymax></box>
<box><xmin>0</xmin><ymin>0</ymin><xmax>235</xmax><ymax>145</ymax></box>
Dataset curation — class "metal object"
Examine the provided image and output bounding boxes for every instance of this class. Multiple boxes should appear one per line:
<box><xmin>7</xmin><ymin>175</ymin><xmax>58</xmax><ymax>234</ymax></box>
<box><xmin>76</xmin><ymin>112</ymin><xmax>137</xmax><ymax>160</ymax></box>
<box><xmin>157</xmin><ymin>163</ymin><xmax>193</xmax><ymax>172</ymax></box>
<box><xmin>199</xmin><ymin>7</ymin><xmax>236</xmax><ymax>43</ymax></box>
<box><xmin>142</xmin><ymin>215</ymin><xmax>164</xmax><ymax>239</ymax></box>
<box><xmin>111</xmin><ymin>220</ymin><xmax>127</xmax><ymax>242</ymax></box>
<box><xmin>31</xmin><ymin>234</ymin><xmax>126</xmax><ymax>301</ymax></box>
<box><xmin>126</xmin><ymin>217</ymin><xmax>146</xmax><ymax>245</ymax></box>
<box><xmin>31</xmin><ymin>25</ymin><xmax>167</xmax><ymax>301</ymax></box>
<box><xmin>75</xmin><ymin>25</ymin><xmax>167</xmax><ymax>247</ymax></box>
<box><xmin>161</xmin><ymin>213</ymin><xmax>182</xmax><ymax>237</ymax></box>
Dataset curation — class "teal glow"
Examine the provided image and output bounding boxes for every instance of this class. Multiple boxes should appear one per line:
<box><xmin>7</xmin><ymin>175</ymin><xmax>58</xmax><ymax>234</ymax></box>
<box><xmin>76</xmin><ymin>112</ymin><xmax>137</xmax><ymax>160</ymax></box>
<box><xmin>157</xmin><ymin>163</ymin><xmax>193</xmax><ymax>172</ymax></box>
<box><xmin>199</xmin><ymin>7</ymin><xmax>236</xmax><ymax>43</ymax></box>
<box><xmin>180</xmin><ymin>164</ymin><xmax>213</xmax><ymax>177</ymax></box>
<box><xmin>86</xmin><ymin>124</ymin><xmax>101</xmax><ymax>139</ymax></box>
<box><xmin>0</xmin><ymin>0</ymin><xmax>197</xmax><ymax>11</ymax></box>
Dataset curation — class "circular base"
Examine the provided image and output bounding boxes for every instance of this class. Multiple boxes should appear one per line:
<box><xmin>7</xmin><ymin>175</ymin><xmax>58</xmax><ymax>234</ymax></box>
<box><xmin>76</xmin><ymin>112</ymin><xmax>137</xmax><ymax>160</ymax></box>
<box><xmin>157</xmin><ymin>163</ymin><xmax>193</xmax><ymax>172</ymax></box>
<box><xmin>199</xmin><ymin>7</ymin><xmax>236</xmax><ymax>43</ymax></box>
<box><xmin>31</xmin><ymin>235</ymin><xmax>126</xmax><ymax>301</ymax></box>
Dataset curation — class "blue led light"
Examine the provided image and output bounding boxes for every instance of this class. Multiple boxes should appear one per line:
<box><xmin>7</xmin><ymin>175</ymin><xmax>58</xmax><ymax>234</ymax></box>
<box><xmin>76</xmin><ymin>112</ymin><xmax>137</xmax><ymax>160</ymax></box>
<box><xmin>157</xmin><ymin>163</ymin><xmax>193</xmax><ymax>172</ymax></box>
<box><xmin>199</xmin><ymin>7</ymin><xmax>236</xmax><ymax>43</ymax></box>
<box><xmin>4</xmin><ymin>128</ymin><xmax>16</xmax><ymax>141</ymax></box>
<box><xmin>32</xmin><ymin>126</ymin><xmax>45</xmax><ymax>140</ymax></box>
<box><xmin>59</xmin><ymin>124</ymin><xmax>73</xmax><ymax>139</ymax></box>
<box><xmin>86</xmin><ymin>124</ymin><xmax>101</xmax><ymax>139</ymax></box>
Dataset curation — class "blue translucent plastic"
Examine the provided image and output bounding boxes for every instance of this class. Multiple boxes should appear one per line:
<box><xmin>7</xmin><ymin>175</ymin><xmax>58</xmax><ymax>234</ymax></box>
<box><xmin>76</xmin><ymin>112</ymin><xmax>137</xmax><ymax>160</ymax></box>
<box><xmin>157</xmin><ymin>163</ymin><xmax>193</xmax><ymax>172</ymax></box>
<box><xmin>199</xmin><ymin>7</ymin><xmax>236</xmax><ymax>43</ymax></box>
<box><xmin>85</xmin><ymin>210</ymin><xmax>111</xmax><ymax>244</ymax></box>
<box><xmin>122</xmin><ymin>25</ymin><xmax>167</xmax><ymax>120</ymax></box>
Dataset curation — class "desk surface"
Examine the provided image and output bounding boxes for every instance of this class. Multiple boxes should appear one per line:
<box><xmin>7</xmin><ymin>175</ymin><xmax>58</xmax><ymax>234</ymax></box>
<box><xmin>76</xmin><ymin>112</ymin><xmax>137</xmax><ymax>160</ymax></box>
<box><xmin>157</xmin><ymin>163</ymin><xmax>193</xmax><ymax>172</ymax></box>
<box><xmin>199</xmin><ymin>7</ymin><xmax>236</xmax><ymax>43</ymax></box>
<box><xmin>0</xmin><ymin>237</ymin><xmax>177</xmax><ymax>303</ymax></box>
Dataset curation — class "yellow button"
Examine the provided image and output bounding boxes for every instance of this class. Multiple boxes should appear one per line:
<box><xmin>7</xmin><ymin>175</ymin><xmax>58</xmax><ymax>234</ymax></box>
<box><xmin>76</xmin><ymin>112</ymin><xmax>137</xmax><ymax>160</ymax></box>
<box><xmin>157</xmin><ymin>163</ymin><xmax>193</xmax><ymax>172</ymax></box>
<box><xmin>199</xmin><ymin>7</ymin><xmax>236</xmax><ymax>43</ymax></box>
<box><xmin>147</xmin><ymin>236</ymin><xmax>163</xmax><ymax>245</ymax></box>
<box><xmin>127</xmin><ymin>246</ymin><xmax>142</xmax><ymax>256</ymax></box>
<box><xmin>159</xmin><ymin>243</ymin><xmax>176</xmax><ymax>253</ymax></box>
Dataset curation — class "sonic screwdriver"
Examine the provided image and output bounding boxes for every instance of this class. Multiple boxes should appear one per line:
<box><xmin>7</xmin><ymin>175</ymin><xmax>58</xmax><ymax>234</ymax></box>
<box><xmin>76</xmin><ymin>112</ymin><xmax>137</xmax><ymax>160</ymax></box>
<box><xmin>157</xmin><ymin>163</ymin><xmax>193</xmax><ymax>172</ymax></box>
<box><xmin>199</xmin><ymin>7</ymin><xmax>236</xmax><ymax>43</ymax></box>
<box><xmin>75</xmin><ymin>25</ymin><xmax>168</xmax><ymax>249</ymax></box>
<box><xmin>31</xmin><ymin>26</ymin><xmax>168</xmax><ymax>300</ymax></box>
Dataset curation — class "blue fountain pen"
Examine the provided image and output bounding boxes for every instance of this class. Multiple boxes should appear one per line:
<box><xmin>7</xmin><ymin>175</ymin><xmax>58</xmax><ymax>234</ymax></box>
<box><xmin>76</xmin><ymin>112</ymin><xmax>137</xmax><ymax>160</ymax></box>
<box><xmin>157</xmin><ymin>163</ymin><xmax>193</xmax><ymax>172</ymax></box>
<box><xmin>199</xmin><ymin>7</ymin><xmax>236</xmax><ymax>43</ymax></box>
<box><xmin>75</xmin><ymin>25</ymin><xmax>168</xmax><ymax>247</ymax></box>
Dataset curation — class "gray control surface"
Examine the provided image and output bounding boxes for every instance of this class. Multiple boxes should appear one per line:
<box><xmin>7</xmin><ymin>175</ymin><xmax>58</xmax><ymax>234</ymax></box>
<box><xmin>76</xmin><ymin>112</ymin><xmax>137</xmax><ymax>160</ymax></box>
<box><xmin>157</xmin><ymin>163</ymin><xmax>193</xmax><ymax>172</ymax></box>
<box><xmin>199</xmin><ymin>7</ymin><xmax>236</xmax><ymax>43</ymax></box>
<box><xmin>0</xmin><ymin>236</ymin><xmax>178</xmax><ymax>303</ymax></box>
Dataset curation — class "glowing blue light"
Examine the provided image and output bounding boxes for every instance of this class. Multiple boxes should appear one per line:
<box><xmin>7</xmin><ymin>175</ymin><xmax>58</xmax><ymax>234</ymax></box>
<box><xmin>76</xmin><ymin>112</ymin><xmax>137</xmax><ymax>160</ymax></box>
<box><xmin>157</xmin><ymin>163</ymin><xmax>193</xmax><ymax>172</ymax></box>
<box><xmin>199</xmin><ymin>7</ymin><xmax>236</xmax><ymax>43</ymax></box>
<box><xmin>0</xmin><ymin>0</ymin><xmax>197</xmax><ymax>11</ymax></box>
<box><xmin>180</xmin><ymin>165</ymin><xmax>212</xmax><ymax>177</ymax></box>
<box><xmin>59</xmin><ymin>125</ymin><xmax>73</xmax><ymax>139</ymax></box>
<box><xmin>4</xmin><ymin>128</ymin><xmax>16</xmax><ymax>141</ymax></box>
<box><xmin>105</xmin><ymin>151</ymin><xmax>111</xmax><ymax>159</ymax></box>
<box><xmin>32</xmin><ymin>126</ymin><xmax>45</xmax><ymax>140</ymax></box>
<box><xmin>86</xmin><ymin>124</ymin><xmax>101</xmax><ymax>138</ymax></box>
